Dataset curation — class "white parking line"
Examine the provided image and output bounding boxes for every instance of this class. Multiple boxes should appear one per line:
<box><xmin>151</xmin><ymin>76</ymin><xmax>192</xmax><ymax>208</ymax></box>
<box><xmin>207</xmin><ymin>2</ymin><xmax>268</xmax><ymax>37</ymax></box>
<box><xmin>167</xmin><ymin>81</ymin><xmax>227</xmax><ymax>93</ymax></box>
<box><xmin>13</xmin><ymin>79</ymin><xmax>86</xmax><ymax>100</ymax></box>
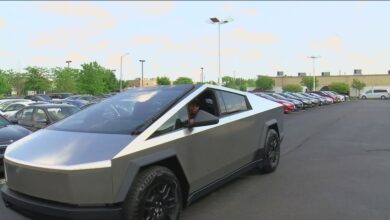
<box><xmin>0</xmin><ymin>179</ymin><xmax>5</xmax><ymax>184</ymax></box>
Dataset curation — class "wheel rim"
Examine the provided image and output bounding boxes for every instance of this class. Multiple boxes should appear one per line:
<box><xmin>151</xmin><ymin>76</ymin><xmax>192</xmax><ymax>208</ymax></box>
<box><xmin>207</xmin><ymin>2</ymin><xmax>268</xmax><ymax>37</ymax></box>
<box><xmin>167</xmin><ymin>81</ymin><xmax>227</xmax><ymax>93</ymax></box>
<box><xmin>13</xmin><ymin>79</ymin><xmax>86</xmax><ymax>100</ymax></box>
<box><xmin>143</xmin><ymin>181</ymin><xmax>179</xmax><ymax>220</ymax></box>
<box><xmin>267</xmin><ymin>135</ymin><xmax>280</xmax><ymax>167</ymax></box>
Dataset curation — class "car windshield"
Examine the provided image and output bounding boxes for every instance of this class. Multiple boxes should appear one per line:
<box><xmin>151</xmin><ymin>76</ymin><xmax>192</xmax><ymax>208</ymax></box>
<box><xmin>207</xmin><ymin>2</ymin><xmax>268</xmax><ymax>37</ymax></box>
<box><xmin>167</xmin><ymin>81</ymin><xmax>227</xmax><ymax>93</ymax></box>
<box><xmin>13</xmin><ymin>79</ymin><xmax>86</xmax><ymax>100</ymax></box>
<box><xmin>0</xmin><ymin>116</ymin><xmax>10</xmax><ymax>127</ymax></box>
<box><xmin>47</xmin><ymin>106</ymin><xmax>80</xmax><ymax>122</ymax></box>
<box><xmin>0</xmin><ymin>101</ymin><xmax>15</xmax><ymax>111</ymax></box>
<box><xmin>50</xmin><ymin>85</ymin><xmax>194</xmax><ymax>134</ymax></box>
<box><xmin>38</xmin><ymin>95</ymin><xmax>51</xmax><ymax>101</ymax></box>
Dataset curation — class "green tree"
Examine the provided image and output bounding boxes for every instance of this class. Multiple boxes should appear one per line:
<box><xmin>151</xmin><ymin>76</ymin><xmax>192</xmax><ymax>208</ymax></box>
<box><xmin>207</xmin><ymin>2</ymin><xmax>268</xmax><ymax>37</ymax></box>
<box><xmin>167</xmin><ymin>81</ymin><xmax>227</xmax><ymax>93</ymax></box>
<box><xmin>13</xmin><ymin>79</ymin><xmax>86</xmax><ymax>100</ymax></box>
<box><xmin>205</xmin><ymin>80</ymin><xmax>217</xmax><ymax>85</ymax></box>
<box><xmin>256</xmin><ymin>75</ymin><xmax>275</xmax><ymax>91</ymax></box>
<box><xmin>173</xmin><ymin>77</ymin><xmax>193</xmax><ymax>85</ymax></box>
<box><xmin>102</xmin><ymin>69</ymin><xmax>119</xmax><ymax>93</ymax></box>
<box><xmin>0</xmin><ymin>70</ymin><xmax>11</xmax><ymax>96</ymax></box>
<box><xmin>222</xmin><ymin>76</ymin><xmax>239</xmax><ymax>90</ymax></box>
<box><xmin>282</xmin><ymin>84</ymin><xmax>303</xmax><ymax>92</ymax></box>
<box><xmin>77</xmin><ymin>62</ymin><xmax>107</xmax><ymax>94</ymax></box>
<box><xmin>157</xmin><ymin>76</ymin><xmax>171</xmax><ymax>85</ymax></box>
<box><xmin>328</xmin><ymin>82</ymin><xmax>350</xmax><ymax>95</ymax></box>
<box><xmin>300</xmin><ymin>76</ymin><xmax>319</xmax><ymax>91</ymax></box>
<box><xmin>7</xmin><ymin>70</ymin><xmax>27</xmax><ymax>95</ymax></box>
<box><xmin>24</xmin><ymin>66</ymin><xmax>51</xmax><ymax>93</ymax></box>
<box><xmin>246</xmin><ymin>79</ymin><xmax>257</xmax><ymax>88</ymax></box>
<box><xmin>52</xmin><ymin>67</ymin><xmax>79</xmax><ymax>93</ymax></box>
<box><xmin>351</xmin><ymin>78</ymin><xmax>366</xmax><ymax>97</ymax></box>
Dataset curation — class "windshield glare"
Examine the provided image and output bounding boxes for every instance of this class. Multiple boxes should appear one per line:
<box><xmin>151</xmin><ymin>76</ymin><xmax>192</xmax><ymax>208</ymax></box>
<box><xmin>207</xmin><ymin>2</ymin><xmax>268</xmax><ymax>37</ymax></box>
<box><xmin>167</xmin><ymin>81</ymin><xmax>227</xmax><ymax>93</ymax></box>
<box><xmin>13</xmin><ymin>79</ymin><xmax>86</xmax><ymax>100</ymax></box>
<box><xmin>50</xmin><ymin>85</ymin><xmax>193</xmax><ymax>134</ymax></box>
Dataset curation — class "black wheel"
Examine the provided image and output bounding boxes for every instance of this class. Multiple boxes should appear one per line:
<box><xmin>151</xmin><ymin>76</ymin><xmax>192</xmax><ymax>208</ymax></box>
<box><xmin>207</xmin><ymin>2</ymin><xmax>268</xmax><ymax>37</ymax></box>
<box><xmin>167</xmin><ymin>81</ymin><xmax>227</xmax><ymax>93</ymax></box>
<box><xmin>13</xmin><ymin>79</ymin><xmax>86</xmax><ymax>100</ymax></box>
<box><xmin>361</xmin><ymin>96</ymin><xmax>366</xmax><ymax>99</ymax></box>
<box><xmin>381</xmin><ymin>95</ymin><xmax>386</xmax><ymax>100</ymax></box>
<box><xmin>260</xmin><ymin>129</ymin><xmax>280</xmax><ymax>173</ymax></box>
<box><xmin>123</xmin><ymin>166</ymin><xmax>182</xmax><ymax>220</ymax></box>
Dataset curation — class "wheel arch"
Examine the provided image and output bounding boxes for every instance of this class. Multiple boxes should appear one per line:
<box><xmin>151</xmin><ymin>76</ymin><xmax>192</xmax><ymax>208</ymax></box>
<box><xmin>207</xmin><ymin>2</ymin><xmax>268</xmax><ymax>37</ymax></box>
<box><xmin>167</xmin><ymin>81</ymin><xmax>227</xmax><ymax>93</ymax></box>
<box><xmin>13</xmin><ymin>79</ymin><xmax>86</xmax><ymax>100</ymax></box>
<box><xmin>114</xmin><ymin>148</ymin><xmax>190</xmax><ymax>207</ymax></box>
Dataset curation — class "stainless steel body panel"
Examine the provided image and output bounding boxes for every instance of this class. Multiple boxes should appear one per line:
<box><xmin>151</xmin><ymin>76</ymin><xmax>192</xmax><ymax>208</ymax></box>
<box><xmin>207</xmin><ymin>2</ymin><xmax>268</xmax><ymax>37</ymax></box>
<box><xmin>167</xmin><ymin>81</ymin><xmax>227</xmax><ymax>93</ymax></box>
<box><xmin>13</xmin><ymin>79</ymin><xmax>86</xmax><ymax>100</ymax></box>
<box><xmin>3</xmin><ymin>84</ymin><xmax>284</xmax><ymax>208</ymax></box>
<box><xmin>5</xmin><ymin>160</ymin><xmax>113</xmax><ymax>205</ymax></box>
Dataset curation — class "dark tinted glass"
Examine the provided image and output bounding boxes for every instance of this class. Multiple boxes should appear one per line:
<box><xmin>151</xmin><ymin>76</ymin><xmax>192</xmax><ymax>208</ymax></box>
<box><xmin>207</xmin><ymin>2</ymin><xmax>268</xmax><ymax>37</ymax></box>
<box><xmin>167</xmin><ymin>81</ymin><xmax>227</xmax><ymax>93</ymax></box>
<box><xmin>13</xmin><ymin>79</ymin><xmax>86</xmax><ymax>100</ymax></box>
<box><xmin>219</xmin><ymin>91</ymin><xmax>249</xmax><ymax>114</ymax></box>
<box><xmin>47</xmin><ymin>106</ymin><xmax>79</xmax><ymax>121</ymax></box>
<box><xmin>374</xmin><ymin>90</ymin><xmax>387</xmax><ymax>93</ymax></box>
<box><xmin>50</xmin><ymin>85</ymin><xmax>193</xmax><ymax>134</ymax></box>
<box><xmin>0</xmin><ymin>116</ymin><xmax>10</xmax><ymax>126</ymax></box>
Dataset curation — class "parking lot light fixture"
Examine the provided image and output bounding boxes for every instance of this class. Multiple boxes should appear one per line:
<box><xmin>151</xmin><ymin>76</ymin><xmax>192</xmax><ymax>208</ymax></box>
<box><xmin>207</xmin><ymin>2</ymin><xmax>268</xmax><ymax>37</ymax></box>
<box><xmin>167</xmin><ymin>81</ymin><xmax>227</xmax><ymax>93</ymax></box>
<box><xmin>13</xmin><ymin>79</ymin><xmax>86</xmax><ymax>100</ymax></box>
<box><xmin>66</xmin><ymin>60</ymin><xmax>72</xmax><ymax>68</ymax></box>
<box><xmin>209</xmin><ymin>17</ymin><xmax>233</xmax><ymax>86</ymax></box>
<box><xmin>120</xmin><ymin>53</ymin><xmax>129</xmax><ymax>92</ymax></box>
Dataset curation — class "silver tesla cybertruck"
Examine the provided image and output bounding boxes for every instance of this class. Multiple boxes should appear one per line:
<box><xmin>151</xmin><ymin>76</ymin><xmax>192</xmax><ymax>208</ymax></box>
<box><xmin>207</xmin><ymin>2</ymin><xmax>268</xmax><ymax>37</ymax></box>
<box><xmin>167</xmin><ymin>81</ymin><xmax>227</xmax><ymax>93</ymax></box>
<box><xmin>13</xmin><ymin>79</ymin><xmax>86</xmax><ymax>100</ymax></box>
<box><xmin>2</xmin><ymin>84</ymin><xmax>284</xmax><ymax>220</ymax></box>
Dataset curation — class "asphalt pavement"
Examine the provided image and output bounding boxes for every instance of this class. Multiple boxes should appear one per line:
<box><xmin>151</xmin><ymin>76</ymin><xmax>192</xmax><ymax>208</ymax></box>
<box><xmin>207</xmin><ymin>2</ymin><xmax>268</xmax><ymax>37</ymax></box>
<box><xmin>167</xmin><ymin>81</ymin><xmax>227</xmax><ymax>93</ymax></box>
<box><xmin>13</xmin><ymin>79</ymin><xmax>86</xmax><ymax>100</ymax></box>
<box><xmin>1</xmin><ymin>100</ymin><xmax>390</xmax><ymax>220</ymax></box>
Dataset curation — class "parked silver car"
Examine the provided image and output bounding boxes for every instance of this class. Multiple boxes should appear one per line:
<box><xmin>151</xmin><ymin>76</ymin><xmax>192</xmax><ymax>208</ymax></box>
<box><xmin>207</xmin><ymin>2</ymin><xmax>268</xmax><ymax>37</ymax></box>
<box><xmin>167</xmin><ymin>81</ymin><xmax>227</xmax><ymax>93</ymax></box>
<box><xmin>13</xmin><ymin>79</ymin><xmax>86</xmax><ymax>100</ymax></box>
<box><xmin>2</xmin><ymin>84</ymin><xmax>284</xmax><ymax>220</ymax></box>
<box><xmin>360</xmin><ymin>89</ymin><xmax>390</xmax><ymax>99</ymax></box>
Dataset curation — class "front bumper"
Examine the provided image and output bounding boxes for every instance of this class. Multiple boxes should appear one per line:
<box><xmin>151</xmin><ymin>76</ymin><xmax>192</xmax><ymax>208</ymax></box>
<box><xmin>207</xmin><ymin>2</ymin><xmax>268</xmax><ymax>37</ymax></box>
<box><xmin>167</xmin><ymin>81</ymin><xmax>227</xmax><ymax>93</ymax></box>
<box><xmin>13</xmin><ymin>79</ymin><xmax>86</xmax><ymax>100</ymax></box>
<box><xmin>1</xmin><ymin>185</ymin><xmax>122</xmax><ymax>220</ymax></box>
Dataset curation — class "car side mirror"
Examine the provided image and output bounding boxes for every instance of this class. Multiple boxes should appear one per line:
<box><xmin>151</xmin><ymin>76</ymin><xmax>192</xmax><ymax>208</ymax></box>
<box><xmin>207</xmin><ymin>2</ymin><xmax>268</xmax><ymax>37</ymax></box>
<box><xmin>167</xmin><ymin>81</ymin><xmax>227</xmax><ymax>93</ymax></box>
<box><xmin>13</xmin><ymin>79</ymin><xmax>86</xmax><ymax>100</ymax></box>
<box><xmin>188</xmin><ymin>110</ymin><xmax>219</xmax><ymax>128</ymax></box>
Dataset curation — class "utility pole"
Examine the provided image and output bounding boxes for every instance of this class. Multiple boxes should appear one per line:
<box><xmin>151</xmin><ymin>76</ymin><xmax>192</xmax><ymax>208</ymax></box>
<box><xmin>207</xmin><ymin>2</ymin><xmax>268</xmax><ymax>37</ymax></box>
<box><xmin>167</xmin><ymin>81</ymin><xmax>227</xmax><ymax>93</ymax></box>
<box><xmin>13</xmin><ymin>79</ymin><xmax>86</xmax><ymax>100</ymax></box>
<box><xmin>308</xmin><ymin>56</ymin><xmax>320</xmax><ymax>91</ymax></box>
<box><xmin>120</xmin><ymin>53</ymin><xmax>129</xmax><ymax>92</ymax></box>
<box><xmin>201</xmin><ymin>67</ymin><xmax>204</xmax><ymax>83</ymax></box>
<box><xmin>139</xmin><ymin>60</ymin><xmax>145</xmax><ymax>87</ymax></box>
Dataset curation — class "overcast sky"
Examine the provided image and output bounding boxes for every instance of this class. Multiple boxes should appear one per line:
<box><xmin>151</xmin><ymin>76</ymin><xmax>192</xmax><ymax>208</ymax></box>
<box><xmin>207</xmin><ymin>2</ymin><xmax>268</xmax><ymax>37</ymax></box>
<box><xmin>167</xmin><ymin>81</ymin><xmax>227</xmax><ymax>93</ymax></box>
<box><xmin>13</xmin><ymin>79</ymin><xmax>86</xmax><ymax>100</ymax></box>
<box><xmin>1</xmin><ymin>1</ymin><xmax>389</xmax><ymax>81</ymax></box>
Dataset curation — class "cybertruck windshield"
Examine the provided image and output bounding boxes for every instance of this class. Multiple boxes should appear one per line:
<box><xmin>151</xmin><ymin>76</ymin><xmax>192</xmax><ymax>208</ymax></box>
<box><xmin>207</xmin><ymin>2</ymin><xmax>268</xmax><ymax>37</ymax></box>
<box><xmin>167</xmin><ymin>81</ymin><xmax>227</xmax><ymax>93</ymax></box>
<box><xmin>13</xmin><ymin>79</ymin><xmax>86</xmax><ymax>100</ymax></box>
<box><xmin>49</xmin><ymin>85</ymin><xmax>194</xmax><ymax>134</ymax></box>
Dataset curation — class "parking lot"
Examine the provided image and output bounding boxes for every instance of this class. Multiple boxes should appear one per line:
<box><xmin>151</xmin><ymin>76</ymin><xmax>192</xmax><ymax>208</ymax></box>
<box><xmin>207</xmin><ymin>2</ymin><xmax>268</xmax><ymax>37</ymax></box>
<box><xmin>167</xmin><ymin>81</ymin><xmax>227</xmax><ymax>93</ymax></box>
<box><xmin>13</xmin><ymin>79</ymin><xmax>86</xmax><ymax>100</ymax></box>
<box><xmin>2</xmin><ymin>100</ymin><xmax>390</xmax><ymax>220</ymax></box>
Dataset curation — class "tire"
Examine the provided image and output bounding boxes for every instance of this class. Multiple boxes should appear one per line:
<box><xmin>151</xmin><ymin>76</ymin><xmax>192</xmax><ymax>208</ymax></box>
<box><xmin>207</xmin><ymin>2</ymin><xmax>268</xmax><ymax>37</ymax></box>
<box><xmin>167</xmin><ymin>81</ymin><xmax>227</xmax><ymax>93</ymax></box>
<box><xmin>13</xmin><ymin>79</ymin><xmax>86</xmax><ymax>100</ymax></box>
<box><xmin>361</xmin><ymin>96</ymin><xmax>366</xmax><ymax>99</ymax></box>
<box><xmin>381</xmin><ymin>96</ymin><xmax>386</xmax><ymax>100</ymax></box>
<box><xmin>260</xmin><ymin>129</ymin><xmax>281</xmax><ymax>174</ymax></box>
<box><xmin>123</xmin><ymin>166</ymin><xmax>182</xmax><ymax>220</ymax></box>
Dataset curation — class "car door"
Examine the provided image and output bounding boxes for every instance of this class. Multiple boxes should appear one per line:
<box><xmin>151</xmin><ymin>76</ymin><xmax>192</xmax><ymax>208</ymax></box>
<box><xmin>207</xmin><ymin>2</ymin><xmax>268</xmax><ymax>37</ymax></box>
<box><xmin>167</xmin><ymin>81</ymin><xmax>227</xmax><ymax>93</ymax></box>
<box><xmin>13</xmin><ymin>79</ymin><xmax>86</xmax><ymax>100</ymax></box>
<box><xmin>365</xmin><ymin>90</ymin><xmax>373</xmax><ymax>98</ymax></box>
<box><xmin>180</xmin><ymin>89</ymin><xmax>255</xmax><ymax>191</ymax></box>
<box><xmin>32</xmin><ymin>107</ymin><xmax>50</xmax><ymax>131</ymax></box>
<box><xmin>16</xmin><ymin>107</ymin><xmax>35</xmax><ymax>131</ymax></box>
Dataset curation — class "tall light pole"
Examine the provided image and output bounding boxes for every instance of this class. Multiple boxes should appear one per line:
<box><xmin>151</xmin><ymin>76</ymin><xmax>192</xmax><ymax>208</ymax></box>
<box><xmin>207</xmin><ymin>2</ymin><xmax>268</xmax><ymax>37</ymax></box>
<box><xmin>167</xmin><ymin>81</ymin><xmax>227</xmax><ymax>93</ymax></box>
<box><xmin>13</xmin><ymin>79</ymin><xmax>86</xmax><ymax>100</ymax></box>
<box><xmin>120</xmin><ymin>53</ymin><xmax>129</xmax><ymax>91</ymax></box>
<box><xmin>139</xmin><ymin>60</ymin><xmax>145</xmax><ymax>87</ymax></box>
<box><xmin>210</xmin><ymin>17</ymin><xmax>233</xmax><ymax>86</ymax></box>
<box><xmin>308</xmin><ymin>56</ymin><xmax>320</xmax><ymax>91</ymax></box>
<box><xmin>66</xmin><ymin>60</ymin><xmax>72</xmax><ymax>68</ymax></box>
<box><xmin>201</xmin><ymin>67</ymin><xmax>204</xmax><ymax>83</ymax></box>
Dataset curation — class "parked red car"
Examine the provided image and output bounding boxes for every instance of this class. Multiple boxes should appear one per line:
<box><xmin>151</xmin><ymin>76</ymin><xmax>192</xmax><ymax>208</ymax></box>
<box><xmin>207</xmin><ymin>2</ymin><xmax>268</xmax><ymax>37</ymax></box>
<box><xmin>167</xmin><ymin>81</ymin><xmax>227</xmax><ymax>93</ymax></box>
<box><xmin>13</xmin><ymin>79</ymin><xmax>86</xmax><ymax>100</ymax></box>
<box><xmin>254</xmin><ymin>93</ymin><xmax>295</xmax><ymax>113</ymax></box>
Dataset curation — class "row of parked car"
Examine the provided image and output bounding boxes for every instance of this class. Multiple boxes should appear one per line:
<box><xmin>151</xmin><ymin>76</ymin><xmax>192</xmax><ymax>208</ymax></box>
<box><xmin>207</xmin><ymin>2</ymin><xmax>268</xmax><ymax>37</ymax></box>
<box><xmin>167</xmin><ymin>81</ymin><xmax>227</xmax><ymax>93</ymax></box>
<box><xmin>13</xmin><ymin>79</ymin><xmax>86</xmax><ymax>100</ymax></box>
<box><xmin>252</xmin><ymin>91</ymin><xmax>349</xmax><ymax>113</ymax></box>
<box><xmin>0</xmin><ymin>93</ymin><xmax>111</xmax><ymax>131</ymax></box>
<box><xmin>0</xmin><ymin>93</ymin><xmax>112</xmax><ymax>175</ymax></box>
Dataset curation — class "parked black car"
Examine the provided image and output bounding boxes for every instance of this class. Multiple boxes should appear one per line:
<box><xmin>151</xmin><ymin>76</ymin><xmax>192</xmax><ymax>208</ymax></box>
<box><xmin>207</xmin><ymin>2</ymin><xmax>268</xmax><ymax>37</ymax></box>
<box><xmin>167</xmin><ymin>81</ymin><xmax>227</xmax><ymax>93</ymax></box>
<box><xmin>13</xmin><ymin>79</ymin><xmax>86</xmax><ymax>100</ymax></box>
<box><xmin>278</xmin><ymin>93</ymin><xmax>313</xmax><ymax>108</ymax></box>
<box><xmin>0</xmin><ymin>115</ymin><xmax>31</xmax><ymax>174</ymax></box>
<box><xmin>48</xmin><ymin>93</ymin><xmax>73</xmax><ymax>99</ymax></box>
<box><xmin>10</xmin><ymin>104</ymin><xmax>80</xmax><ymax>131</ymax></box>
<box><xmin>267</xmin><ymin>93</ymin><xmax>304</xmax><ymax>110</ymax></box>
<box><xmin>25</xmin><ymin>94</ymin><xmax>52</xmax><ymax>102</ymax></box>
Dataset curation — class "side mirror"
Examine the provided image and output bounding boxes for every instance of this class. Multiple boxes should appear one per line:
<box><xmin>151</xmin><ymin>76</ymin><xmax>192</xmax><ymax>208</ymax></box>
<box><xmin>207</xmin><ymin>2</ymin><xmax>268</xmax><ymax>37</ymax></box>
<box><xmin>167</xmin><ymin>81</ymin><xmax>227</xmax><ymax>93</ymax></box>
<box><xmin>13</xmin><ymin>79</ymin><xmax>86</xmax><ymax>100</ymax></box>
<box><xmin>188</xmin><ymin>110</ymin><xmax>219</xmax><ymax>128</ymax></box>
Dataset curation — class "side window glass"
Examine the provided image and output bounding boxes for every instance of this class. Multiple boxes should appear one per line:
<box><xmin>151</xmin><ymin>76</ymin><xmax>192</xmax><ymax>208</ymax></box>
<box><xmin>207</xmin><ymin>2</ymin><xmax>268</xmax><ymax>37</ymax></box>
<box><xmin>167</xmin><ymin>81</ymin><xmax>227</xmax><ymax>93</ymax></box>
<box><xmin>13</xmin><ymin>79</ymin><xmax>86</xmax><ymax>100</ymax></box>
<box><xmin>33</xmin><ymin>108</ymin><xmax>48</xmax><ymax>122</ymax></box>
<box><xmin>366</xmin><ymin>90</ymin><xmax>372</xmax><ymax>94</ymax></box>
<box><xmin>219</xmin><ymin>91</ymin><xmax>250</xmax><ymax>114</ymax></box>
<box><xmin>151</xmin><ymin>107</ymin><xmax>188</xmax><ymax>138</ymax></box>
<box><xmin>20</xmin><ymin>108</ymin><xmax>34</xmax><ymax>120</ymax></box>
<box><xmin>215</xmin><ymin>91</ymin><xmax>227</xmax><ymax>115</ymax></box>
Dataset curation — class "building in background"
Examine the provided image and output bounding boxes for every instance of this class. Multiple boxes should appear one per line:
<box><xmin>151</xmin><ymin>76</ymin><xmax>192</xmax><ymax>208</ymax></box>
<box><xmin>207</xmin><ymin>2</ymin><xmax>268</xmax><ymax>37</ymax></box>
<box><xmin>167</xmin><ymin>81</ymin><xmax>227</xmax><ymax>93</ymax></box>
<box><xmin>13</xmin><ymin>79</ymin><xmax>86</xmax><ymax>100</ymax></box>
<box><xmin>126</xmin><ymin>78</ymin><xmax>158</xmax><ymax>88</ymax></box>
<box><xmin>272</xmin><ymin>74</ymin><xmax>390</xmax><ymax>96</ymax></box>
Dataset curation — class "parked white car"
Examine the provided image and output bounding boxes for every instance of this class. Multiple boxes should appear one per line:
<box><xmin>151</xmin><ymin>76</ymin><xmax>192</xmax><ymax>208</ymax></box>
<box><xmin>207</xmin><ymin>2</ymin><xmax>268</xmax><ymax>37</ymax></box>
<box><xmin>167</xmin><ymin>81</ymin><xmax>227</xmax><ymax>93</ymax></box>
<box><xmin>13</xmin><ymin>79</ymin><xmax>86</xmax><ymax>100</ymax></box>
<box><xmin>0</xmin><ymin>101</ymin><xmax>36</xmax><ymax>118</ymax></box>
<box><xmin>360</xmin><ymin>89</ymin><xmax>390</xmax><ymax>99</ymax></box>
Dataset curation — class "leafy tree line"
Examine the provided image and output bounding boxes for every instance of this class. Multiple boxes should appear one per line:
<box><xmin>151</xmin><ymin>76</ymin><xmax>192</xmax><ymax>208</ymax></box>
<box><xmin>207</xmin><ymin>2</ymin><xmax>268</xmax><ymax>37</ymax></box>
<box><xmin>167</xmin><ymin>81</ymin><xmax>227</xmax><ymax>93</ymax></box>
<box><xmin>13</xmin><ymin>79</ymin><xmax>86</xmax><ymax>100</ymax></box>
<box><xmin>0</xmin><ymin>62</ymin><xmax>120</xmax><ymax>96</ymax></box>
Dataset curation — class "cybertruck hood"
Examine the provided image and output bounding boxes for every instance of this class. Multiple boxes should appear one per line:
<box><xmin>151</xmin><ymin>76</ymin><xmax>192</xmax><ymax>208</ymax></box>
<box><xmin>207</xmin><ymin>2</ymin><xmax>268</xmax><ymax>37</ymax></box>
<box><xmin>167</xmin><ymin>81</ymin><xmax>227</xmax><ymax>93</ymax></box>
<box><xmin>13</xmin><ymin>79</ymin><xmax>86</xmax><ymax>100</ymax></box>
<box><xmin>5</xmin><ymin>129</ymin><xmax>134</xmax><ymax>169</ymax></box>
